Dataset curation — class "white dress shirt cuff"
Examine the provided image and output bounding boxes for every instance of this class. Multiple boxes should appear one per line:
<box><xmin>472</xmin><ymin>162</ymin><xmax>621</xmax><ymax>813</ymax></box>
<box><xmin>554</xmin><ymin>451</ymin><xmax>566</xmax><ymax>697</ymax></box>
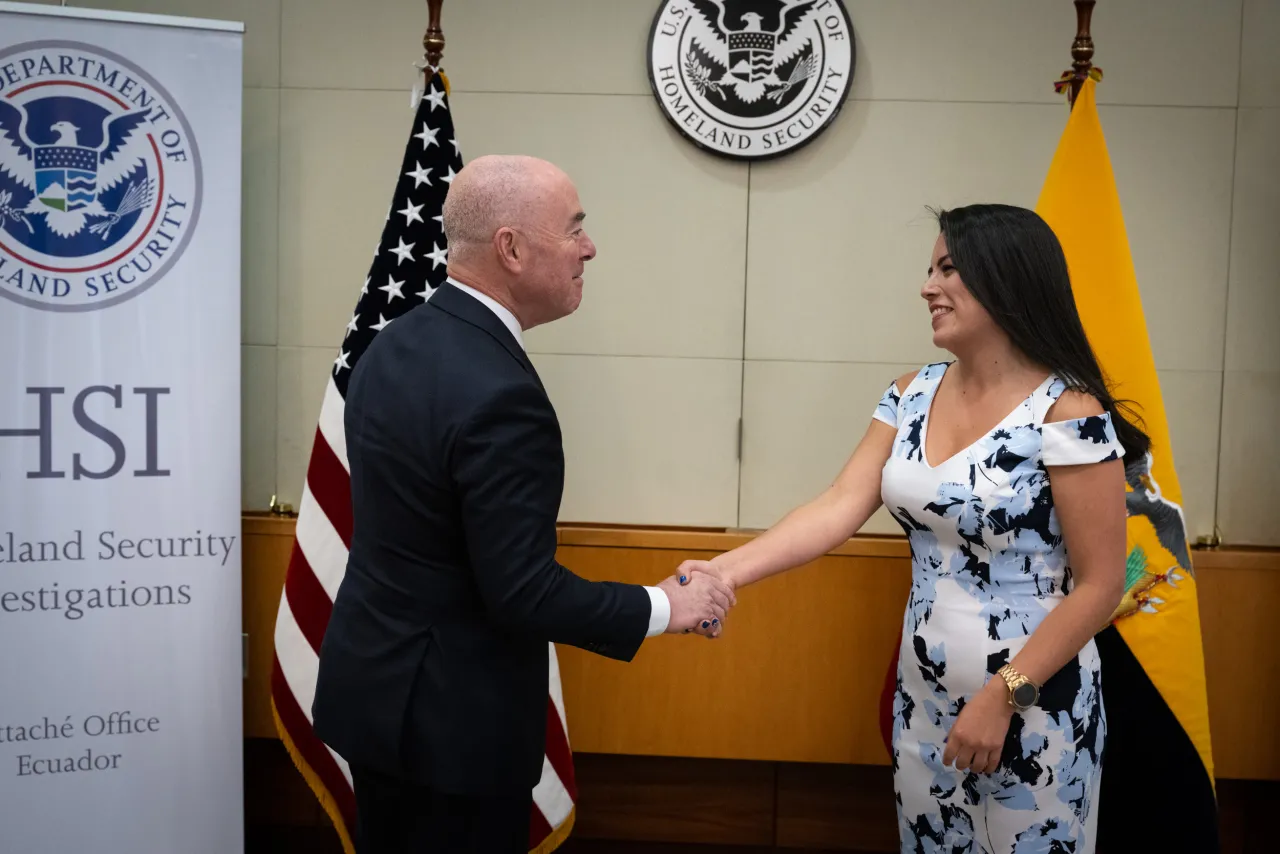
<box><xmin>643</xmin><ymin>586</ymin><xmax>671</xmax><ymax>637</ymax></box>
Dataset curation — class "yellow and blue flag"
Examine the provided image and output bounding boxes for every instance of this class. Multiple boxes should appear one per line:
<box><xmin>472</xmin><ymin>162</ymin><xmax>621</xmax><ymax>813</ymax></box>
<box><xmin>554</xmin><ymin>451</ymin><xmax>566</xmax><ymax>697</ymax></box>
<box><xmin>1035</xmin><ymin>77</ymin><xmax>1217</xmax><ymax>851</ymax></box>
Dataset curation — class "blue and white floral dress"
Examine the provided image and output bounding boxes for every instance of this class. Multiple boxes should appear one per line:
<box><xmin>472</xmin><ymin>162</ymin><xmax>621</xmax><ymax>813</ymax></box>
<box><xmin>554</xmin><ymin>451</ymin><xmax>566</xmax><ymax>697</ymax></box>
<box><xmin>874</xmin><ymin>362</ymin><xmax>1124</xmax><ymax>854</ymax></box>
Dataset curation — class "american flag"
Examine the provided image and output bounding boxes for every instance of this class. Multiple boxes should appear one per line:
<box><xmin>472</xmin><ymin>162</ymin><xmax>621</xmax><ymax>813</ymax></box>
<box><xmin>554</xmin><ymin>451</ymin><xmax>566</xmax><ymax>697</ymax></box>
<box><xmin>269</xmin><ymin>69</ymin><xmax>578</xmax><ymax>854</ymax></box>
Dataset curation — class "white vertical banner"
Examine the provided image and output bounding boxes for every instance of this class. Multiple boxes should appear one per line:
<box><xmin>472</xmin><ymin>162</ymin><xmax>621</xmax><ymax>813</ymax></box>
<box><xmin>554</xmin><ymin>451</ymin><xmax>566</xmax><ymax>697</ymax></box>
<box><xmin>0</xmin><ymin>3</ymin><xmax>244</xmax><ymax>852</ymax></box>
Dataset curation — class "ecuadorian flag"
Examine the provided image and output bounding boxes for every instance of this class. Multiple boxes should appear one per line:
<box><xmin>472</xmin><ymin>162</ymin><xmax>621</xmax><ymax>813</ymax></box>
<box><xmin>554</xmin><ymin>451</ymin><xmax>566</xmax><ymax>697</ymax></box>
<box><xmin>1035</xmin><ymin>78</ymin><xmax>1218</xmax><ymax>849</ymax></box>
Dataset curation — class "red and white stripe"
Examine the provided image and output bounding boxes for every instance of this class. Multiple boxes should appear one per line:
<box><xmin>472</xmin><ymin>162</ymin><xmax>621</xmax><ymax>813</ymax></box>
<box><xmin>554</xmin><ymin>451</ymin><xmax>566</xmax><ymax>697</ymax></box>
<box><xmin>271</xmin><ymin>379</ymin><xmax>576</xmax><ymax>852</ymax></box>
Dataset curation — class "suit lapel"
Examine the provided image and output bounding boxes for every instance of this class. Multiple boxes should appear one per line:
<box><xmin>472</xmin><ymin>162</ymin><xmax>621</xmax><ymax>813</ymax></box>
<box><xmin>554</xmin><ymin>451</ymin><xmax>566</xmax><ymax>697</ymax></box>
<box><xmin>429</xmin><ymin>283</ymin><xmax>544</xmax><ymax>388</ymax></box>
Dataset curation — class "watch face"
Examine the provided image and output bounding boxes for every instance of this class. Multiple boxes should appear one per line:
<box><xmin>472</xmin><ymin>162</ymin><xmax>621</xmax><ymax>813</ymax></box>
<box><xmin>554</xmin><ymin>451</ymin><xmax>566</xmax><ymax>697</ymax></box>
<box><xmin>1013</xmin><ymin>683</ymin><xmax>1038</xmax><ymax>707</ymax></box>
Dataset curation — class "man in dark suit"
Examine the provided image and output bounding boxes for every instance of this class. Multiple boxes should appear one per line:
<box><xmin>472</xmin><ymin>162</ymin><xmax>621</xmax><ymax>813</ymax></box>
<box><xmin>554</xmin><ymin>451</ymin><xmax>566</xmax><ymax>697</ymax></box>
<box><xmin>312</xmin><ymin>154</ymin><xmax>734</xmax><ymax>853</ymax></box>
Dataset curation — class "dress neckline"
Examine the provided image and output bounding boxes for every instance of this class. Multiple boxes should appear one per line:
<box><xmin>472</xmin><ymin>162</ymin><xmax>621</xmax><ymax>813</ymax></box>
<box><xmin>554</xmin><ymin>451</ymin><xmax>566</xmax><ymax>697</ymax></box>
<box><xmin>918</xmin><ymin>363</ymin><xmax>1057</xmax><ymax>470</ymax></box>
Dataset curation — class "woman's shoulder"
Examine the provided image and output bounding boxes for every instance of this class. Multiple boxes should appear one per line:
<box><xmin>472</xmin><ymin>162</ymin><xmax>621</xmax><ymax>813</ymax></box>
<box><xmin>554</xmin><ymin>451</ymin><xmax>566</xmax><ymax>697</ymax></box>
<box><xmin>874</xmin><ymin>363</ymin><xmax>947</xmax><ymax>429</ymax></box>
<box><xmin>1044</xmin><ymin>387</ymin><xmax>1105</xmax><ymax>423</ymax></box>
<box><xmin>893</xmin><ymin>369</ymin><xmax>920</xmax><ymax>393</ymax></box>
<box><xmin>893</xmin><ymin>361</ymin><xmax>950</xmax><ymax>394</ymax></box>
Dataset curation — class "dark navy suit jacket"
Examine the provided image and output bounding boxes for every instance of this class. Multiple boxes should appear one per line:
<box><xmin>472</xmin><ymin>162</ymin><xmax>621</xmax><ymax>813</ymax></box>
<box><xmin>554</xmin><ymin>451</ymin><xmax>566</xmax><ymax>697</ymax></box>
<box><xmin>312</xmin><ymin>283</ymin><xmax>651</xmax><ymax>794</ymax></box>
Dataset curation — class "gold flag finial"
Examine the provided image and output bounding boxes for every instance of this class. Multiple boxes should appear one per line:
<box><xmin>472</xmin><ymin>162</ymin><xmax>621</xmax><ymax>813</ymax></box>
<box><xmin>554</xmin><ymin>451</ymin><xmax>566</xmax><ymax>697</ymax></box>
<box><xmin>424</xmin><ymin>1</ymin><xmax>445</xmax><ymax>69</ymax></box>
<box><xmin>1053</xmin><ymin>1</ymin><xmax>1101</xmax><ymax>107</ymax></box>
<box><xmin>423</xmin><ymin>1</ymin><xmax>449</xmax><ymax>95</ymax></box>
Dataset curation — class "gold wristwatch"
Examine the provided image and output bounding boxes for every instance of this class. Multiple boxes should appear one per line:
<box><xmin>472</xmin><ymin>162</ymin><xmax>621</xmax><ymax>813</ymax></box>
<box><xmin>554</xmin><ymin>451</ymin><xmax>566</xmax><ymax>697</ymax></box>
<box><xmin>996</xmin><ymin>664</ymin><xmax>1039</xmax><ymax>711</ymax></box>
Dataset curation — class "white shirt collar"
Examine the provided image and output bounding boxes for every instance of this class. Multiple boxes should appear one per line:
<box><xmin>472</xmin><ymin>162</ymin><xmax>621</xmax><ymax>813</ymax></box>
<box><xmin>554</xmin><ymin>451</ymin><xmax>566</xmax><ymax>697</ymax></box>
<box><xmin>444</xmin><ymin>276</ymin><xmax>524</xmax><ymax>351</ymax></box>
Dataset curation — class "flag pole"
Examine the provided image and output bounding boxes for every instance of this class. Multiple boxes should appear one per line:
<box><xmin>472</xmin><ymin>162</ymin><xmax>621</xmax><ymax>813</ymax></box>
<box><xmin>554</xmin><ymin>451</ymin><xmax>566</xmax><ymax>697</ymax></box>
<box><xmin>425</xmin><ymin>0</ymin><xmax>445</xmax><ymax>69</ymax></box>
<box><xmin>1068</xmin><ymin>0</ymin><xmax>1096</xmax><ymax>108</ymax></box>
<box><xmin>1054</xmin><ymin>0</ymin><xmax>1097</xmax><ymax>109</ymax></box>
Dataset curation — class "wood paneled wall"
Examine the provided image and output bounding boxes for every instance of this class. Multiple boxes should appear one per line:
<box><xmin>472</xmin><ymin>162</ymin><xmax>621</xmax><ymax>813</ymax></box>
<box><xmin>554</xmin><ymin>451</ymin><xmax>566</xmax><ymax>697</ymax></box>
<box><xmin>551</xmin><ymin>531</ymin><xmax>909</xmax><ymax>765</ymax></box>
<box><xmin>1193</xmin><ymin>547</ymin><xmax>1280</xmax><ymax>781</ymax></box>
<box><xmin>243</xmin><ymin>515</ymin><xmax>295</xmax><ymax>740</ymax></box>
<box><xmin>241</xmin><ymin>515</ymin><xmax>1280</xmax><ymax>781</ymax></box>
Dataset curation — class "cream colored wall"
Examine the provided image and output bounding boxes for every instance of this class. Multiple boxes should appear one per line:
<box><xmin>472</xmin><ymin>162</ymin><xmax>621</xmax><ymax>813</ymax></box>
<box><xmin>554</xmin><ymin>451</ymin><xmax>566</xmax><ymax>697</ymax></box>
<box><xmin>52</xmin><ymin>1</ymin><xmax>1278</xmax><ymax>545</ymax></box>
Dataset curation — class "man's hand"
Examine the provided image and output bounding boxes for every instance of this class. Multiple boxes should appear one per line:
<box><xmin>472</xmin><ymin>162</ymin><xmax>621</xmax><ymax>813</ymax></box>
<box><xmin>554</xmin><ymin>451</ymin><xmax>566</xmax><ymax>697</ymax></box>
<box><xmin>658</xmin><ymin>570</ymin><xmax>734</xmax><ymax>637</ymax></box>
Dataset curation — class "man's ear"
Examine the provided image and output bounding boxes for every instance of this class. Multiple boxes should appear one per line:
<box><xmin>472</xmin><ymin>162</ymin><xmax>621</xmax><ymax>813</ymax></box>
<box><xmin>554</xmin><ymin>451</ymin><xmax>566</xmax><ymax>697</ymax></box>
<box><xmin>494</xmin><ymin>227</ymin><xmax>521</xmax><ymax>273</ymax></box>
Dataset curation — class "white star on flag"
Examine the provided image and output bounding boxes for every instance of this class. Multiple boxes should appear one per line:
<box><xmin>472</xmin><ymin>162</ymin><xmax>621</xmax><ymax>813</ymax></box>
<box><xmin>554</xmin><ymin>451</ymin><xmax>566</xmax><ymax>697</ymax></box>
<box><xmin>344</xmin><ymin>313</ymin><xmax>359</xmax><ymax>339</ymax></box>
<box><xmin>405</xmin><ymin>162</ymin><xmax>433</xmax><ymax>187</ymax></box>
<box><xmin>398</xmin><ymin>200</ymin><xmax>425</xmax><ymax>225</ymax></box>
<box><xmin>362</xmin><ymin>275</ymin><xmax>370</xmax><ymax>295</ymax></box>
<box><xmin>425</xmin><ymin>87</ymin><xmax>447</xmax><ymax>111</ymax></box>
<box><xmin>414</xmin><ymin>122</ymin><xmax>439</xmax><ymax>149</ymax></box>
<box><xmin>333</xmin><ymin>350</ymin><xmax>352</xmax><ymax>374</ymax></box>
<box><xmin>442</xmin><ymin>166</ymin><xmax>456</xmax><ymax>184</ymax></box>
<box><xmin>416</xmin><ymin>282</ymin><xmax>435</xmax><ymax>301</ymax></box>
<box><xmin>451</xmin><ymin>138</ymin><xmax>460</xmax><ymax>156</ymax></box>
<box><xmin>425</xmin><ymin>242</ymin><xmax>448</xmax><ymax>269</ymax></box>
<box><xmin>371</xmin><ymin>314</ymin><xmax>393</xmax><ymax>332</ymax></box>
<box><xmin>381</xmin><ymin>275</ymin><xmax>406</xmax><ymax>302</ymax></box>
<box><xmin>389</xmin><ymin>237</ymin><xmax>416</xmax><ymax>265</ymax></box>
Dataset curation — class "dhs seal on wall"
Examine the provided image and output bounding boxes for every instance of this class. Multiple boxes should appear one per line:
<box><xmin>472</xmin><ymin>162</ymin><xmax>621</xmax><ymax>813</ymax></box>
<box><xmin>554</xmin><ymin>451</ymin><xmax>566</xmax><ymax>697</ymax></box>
<box><xmin>647</xmin><ymin>0</ymin><xmax>855</xmax><ymax>160</ymax></box>
<box><xmin>0</xmin><ymin>41</ymin><xmax>201</xmax><ymax>312</ymax></box>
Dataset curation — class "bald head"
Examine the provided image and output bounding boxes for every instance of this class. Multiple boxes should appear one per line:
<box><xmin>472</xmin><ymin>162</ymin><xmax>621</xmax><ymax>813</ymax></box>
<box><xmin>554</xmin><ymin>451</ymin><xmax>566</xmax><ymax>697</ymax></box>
<box><xmin>442</xmin><ymin>154</ymin><xmax>567</xmax><ymax>255</ymax></box>
<box><xmin>441</xmin><ymin>154</ymin><xmax>596</xmax><ymax>330</ymax></box>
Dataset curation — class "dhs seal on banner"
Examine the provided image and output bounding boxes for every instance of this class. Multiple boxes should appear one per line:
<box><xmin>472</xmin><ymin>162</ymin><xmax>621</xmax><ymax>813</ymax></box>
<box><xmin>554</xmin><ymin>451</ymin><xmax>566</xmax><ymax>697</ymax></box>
<box><xmin>647</xmin><ymin>0</ymin><xmax>855</xmax><ymax>160</ymax></box>
<box><xmin>0</xmin><ymin>41</ymin><xmax>201</xmax><ymax>312</ymax></box>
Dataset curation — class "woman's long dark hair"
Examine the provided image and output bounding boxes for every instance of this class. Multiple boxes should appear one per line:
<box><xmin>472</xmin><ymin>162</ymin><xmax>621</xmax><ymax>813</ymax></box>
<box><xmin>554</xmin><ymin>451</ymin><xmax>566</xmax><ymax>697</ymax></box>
<box><xmin>934</xmin><ymin>203</ymin><xmax>1150</xmax><ymax>461</ymax></box>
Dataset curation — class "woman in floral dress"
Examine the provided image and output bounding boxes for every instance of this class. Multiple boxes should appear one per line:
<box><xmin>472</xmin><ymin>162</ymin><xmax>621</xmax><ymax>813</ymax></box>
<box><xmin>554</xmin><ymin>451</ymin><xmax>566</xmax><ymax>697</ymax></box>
<box><xmin>680</xmin><ymin>204</ymin><xmax>1143</xmax><ymax>853</ymax></box>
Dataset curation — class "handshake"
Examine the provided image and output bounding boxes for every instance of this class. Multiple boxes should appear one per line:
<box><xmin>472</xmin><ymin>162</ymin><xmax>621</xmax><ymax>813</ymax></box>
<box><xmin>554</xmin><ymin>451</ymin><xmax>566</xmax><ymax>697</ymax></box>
<box><xmin>655</xmin><ymin>561</ymin><xmax>735</xmax><ymax>638</ymax></box>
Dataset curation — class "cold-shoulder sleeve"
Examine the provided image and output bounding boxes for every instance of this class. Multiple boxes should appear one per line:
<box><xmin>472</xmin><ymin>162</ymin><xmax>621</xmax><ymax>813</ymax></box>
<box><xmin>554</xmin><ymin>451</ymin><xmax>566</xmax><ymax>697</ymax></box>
<box><xmin>873</xmin><ymin>381</ymin><xmax>902</xmax><ymax>429</ymax></box>
<box><xmin>1041</xmin><ymin>411</ymin><xmax>1124</xmax><ymax>466</ymax></box>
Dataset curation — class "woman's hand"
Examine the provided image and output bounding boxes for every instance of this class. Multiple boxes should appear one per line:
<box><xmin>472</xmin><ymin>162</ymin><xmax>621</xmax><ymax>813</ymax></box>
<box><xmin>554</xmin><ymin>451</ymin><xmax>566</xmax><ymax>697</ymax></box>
<box><xmin>674</xmin><ymin>561</ymin><xmax>736</xmax><ymax>637</ymax></box>
<box><xmin>942</xmin><ymin>679</ymin><xmax>1014</xmax><ymax>775</ymax></box>
<box><xmin>675</xmin><ymin>560</ymin><xmax>735</xmax><ymax>592</ymax></box>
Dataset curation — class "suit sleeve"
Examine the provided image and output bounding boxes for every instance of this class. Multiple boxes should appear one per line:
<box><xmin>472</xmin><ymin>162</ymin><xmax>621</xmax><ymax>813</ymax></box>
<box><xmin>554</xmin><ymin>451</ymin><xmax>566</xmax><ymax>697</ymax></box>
<box><xmin>450</xmin><ymin>379</ymin><xmax>652</xmax><ymax>660</ymax></box>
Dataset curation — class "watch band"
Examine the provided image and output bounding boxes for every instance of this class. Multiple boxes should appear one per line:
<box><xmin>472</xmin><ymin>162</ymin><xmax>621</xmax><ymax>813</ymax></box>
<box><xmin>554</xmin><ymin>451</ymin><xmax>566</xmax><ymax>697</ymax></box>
<box><xmin>996</xmin><ymin>664</ymin><xmax>1039</xmax><ymax>710</ymax></box>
